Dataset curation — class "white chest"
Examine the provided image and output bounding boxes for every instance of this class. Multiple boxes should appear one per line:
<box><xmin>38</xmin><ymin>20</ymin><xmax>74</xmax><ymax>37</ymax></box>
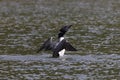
<box><xmin>58</xmin><ymin>49</ymin><xmax>65</xmax><ymax>57</ymax></box>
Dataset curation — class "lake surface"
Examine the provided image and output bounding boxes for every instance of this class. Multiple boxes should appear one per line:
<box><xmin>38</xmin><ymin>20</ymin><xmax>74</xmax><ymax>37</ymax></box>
<box><xmin>0</xmin><ymin>0</ymin><xmax>120</xmax><ymax>80</ymax></box>
<box><xmin>0</xmin><ymin>54</ymin><xmax>120</xmax><ymax>80</ymax></box>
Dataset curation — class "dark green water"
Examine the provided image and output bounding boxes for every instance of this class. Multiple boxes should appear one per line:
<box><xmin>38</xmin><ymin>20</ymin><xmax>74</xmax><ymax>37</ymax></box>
<box><xmin>0</xmin><ymin>0</ymin><xmax>120</xmax><ymax>80</ymax></box>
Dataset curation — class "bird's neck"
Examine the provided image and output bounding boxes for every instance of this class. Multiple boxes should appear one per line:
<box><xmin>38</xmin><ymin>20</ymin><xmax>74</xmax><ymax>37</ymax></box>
<box><xmin>59</xmin><ymin>37</ymin><xmax>64</xmax><ymax>42</ymax></box>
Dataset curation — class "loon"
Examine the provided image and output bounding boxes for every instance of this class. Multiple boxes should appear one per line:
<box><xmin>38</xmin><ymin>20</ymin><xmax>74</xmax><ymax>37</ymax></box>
<box><xmin>37</xmin><ymin>25</ymin><xmax>77</xmax><ymax>58</ymax></box>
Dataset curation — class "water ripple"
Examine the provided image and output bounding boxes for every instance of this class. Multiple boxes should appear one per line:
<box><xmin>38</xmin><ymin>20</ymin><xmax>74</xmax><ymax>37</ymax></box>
<box><xmin>0</xmin><ymin>54</ymin><xmax>120</xmax><ymax>79</ymax></box>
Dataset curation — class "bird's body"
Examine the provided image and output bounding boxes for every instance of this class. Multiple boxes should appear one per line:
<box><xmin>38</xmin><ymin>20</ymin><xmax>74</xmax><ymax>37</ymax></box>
<box><xmin>37</xmin><ymin>25</ymin><xmax>77</xmax><ymax>58</ymax></box>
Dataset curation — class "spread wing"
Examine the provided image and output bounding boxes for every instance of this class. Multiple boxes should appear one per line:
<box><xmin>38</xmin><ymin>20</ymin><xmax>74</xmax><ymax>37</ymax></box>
<box><xmin>37</xmin><ymin>37</ymin><xmax>53</xmax><ymax>53</ymax></box>
<box><xmin>65</xmin><ymin>42</ymin><xmax>77</xmax><ymax>51</ymax></box>
<box><xmin>53</xmin><ymin>39</ymin><xmax>77</xmax><ymax>57</ymax></box>
<box><xmin>53</xmin><ymin>40</ymin><xmax>77</xmax><ymax>52</ymax></box>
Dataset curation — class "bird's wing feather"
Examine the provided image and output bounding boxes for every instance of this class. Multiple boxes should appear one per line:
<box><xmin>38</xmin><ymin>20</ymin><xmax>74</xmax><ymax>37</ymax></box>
<box><xmin>53</xmin><ymin>40</ymin><xmax>65</xmax><ymax>57</ymax></box>
<box><xmin>65</xmin><ymin>41</ymin><xmax>77</xmax><ymax>51</ymax></box>
<box><xmin>54</xmin><ymin>40</ymin><xmax>77</xmax><ymax>52</ymax></box>
<box><xmin>37</xmin><ymin>37</ymin><xmax>52</xmax><ymax>53</ymax></box>
<box><xmin>54</xmin><ymin>40</ymin><xmax>65</xmax><ymax>53</ymax></box>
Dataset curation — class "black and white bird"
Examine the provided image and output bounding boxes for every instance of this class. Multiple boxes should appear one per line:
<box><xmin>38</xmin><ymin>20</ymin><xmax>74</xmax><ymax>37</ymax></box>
<box><xmin>37</xmin><ymin>25</ymin><xmax>77</xmax><ymax>58</ymax></box>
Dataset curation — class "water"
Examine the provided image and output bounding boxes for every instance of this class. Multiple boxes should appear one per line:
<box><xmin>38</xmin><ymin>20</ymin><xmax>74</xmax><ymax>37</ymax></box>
<box><xmin>0</xmin><ymin>54</ymin><xmax>120</xmax><ymax>80</ymax></box>
<box><xmin>0</xmin><ymin>0</ymin><xmax>120</xmax><ymax>80</ymax></box>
